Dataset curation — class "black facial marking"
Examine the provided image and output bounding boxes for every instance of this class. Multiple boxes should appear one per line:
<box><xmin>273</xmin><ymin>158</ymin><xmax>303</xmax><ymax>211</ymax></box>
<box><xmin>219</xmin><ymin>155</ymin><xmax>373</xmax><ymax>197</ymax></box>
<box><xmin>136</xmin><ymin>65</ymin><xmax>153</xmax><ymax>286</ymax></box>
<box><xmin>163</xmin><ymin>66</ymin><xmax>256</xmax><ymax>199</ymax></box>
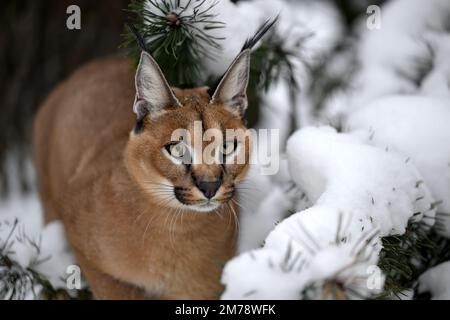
<box><xmin>222</xmin><ymin>182</ymin><xmax>234</xmax><ymax>197</ymax></box>
<box><xmin>174</xmin><ymin>186</ymin><xmax>189</xmax><ymax>205</ymax></box>
<box><xmin>200</xmin><ymin>112</ymin><xmax>205</xmax><ymax>131</ymax></box>
<box><xmin>134</xmin><ymin>117</ymin><xmax>145</xmax><ymax>134</ymax></box>
<box><xmin>163</xmin><ymin>141</ymin><xmax>176</xmax><ymax>153</ymax></box>
<box><xmin>191</xmin><ymin>173</ymin><xmax>198</xmax><ymax>185</ymax></box>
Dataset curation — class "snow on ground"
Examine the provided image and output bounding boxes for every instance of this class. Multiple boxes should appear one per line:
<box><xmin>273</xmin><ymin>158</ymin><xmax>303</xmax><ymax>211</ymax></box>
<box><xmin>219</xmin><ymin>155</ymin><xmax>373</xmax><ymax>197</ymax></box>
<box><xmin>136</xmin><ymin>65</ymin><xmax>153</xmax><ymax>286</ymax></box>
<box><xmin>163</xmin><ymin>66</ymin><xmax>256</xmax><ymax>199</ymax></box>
<box><xmin>0</xmin><ymin>157</ymin><xmax>73</xmax><ymax>298</ymax></box>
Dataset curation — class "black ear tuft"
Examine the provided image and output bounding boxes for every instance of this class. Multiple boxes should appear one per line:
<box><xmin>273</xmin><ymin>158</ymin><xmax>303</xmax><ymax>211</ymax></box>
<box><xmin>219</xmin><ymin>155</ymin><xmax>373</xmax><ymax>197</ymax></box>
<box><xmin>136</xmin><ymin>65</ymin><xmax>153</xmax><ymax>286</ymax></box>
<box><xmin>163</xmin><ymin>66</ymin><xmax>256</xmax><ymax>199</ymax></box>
<box><xmin>208</xmin><ymin>16</ymin><xmax>278</xmax><ymax>98</ymax></box>
<box><xmin>126</xmin><ymin>21</ymin><xmax>149</xmax><ymax>53</ymax></box>
<box><xmin>241</xmin><ymin>16</ymin><xmax>279</xmax><ymax>51</ymax></box>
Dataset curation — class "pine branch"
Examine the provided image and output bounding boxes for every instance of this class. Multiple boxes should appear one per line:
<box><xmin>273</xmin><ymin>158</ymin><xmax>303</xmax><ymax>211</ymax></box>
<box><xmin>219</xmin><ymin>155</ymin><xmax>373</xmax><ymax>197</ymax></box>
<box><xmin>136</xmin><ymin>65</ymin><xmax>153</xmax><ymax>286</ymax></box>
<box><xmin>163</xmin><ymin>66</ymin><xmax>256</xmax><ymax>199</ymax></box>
<box><xmin>0</xmin><ymin>218</ymin><xmax>92</xmax><ymax>300</ymax></box>
<box><xmin>377</xmin><ymin>213</ymin><xmax>450</xmax><ymax>299</ymax></box>
<box><xmin>245</xmin><ymin>28</ymin><xmax>304</xmax><ymax>127</ymax></box>
<box><xmin>307</xmin><ymin>39</ymin><xmax>359</xmax><ymax>118</ymax></box>
<box><xmin>122</xmin><ymin>0</ymin><xmax>225</xmax><ymax>87</ymax></box>
<box><xmin>122</xmin><ymin>1</ymin><xmax>302</xmax><ymax>128</ymax></box>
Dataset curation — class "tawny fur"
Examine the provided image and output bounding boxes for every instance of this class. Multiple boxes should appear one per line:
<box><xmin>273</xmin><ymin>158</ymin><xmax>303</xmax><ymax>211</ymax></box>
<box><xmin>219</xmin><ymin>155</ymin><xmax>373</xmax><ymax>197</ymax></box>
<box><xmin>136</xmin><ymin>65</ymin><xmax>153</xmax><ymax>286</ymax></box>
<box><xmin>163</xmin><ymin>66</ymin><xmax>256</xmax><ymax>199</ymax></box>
<box><xmin>33</xmin><ymin>57</ymin><xmax>250</xmax><ymax>299</ymax></box>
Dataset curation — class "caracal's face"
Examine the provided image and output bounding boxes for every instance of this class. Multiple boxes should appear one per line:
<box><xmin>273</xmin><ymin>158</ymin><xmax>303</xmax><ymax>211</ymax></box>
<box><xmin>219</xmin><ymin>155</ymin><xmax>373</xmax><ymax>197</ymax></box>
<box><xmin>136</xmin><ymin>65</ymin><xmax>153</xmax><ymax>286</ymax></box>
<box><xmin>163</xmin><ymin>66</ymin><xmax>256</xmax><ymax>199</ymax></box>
<box><xmin>127</xmin><ymin>87</ymin><xmax>251</xmax><ymax>212</ymax></box>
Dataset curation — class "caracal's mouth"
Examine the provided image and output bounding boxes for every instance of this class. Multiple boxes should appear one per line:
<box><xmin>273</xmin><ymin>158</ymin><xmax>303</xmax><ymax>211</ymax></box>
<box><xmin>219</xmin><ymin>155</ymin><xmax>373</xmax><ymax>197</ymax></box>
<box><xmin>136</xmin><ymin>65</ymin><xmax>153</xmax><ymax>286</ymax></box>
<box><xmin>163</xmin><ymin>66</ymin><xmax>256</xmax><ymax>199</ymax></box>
<box><xmin>186</xmin><ymin>200</ymin><xmax>221</xmax><ymax>212</ymax></box>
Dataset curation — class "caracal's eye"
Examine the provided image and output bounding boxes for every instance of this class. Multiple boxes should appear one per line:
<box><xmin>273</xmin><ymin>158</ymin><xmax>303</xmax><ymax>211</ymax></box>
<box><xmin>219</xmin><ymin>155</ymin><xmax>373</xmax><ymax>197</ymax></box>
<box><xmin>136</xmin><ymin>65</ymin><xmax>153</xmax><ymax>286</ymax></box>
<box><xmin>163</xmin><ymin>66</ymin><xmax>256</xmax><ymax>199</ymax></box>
<box><xmin>222</xmin><ymin>140</ymin><xmax>238</xmax><ymax>157</ymax></box>
<box><xmin>166</xmin><ymin>142</ymin><xmax>186</xmax><ymax>159</ymax></box>
<box><xmin>163</xmin><ymin>142</ymin><xmax>191</xmax><ymax>165</ymax></box>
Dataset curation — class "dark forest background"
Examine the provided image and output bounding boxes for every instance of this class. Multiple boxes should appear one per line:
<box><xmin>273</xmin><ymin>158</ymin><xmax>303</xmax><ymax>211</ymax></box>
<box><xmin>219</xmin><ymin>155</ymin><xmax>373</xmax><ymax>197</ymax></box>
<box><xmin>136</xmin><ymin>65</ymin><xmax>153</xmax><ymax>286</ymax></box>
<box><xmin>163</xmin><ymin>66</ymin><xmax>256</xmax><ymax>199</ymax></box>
<box><xmin>0</xmin><ymin>0</ymin><xmax>384</xmax><ymax>197</ymax></box>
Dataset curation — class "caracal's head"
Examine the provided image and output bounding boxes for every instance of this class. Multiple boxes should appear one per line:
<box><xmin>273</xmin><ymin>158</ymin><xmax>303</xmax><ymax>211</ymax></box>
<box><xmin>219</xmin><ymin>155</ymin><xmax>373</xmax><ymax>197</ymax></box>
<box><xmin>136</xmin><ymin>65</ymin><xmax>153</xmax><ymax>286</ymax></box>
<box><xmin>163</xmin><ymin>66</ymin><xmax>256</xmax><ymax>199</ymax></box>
<box><xmin>125</xmin><ymin>50</ymin><xmax>252</xmax><ymax>212</ymax></box>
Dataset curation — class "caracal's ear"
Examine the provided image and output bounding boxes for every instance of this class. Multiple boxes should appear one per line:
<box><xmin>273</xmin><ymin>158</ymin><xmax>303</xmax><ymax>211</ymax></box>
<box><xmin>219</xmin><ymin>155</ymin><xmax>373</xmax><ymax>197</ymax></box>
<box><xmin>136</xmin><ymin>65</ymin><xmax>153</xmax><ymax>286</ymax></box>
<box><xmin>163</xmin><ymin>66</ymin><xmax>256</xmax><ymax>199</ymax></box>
<box><xmin>133</xmin><ymin>51</ymin><xmax>181</xmax><ymax>121</ymax></box>
<box><xmin>210</xmin><ymin>49</ymin><xmax>251</xmax><ymax>118</ymax></box>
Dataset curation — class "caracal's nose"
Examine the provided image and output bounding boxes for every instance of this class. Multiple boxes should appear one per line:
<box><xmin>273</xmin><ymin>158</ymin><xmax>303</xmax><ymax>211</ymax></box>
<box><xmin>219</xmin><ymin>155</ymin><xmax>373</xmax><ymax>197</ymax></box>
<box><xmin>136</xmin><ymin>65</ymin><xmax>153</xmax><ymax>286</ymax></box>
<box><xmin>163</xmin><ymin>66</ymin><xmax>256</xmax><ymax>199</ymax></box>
<box><xmin>196</xmin><ymin>180</ymin><xmax>221</xmax><ymax>199</ymax></box>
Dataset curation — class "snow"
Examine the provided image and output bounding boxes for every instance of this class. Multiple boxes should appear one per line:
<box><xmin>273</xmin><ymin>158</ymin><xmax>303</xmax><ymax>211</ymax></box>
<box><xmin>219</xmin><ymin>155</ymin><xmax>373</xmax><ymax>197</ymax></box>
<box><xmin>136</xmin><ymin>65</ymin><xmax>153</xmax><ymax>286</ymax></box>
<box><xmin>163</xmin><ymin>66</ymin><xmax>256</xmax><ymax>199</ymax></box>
<box><xmin>35</xmin><ymin>222</ymin><xmax>76</xmax><ymax>287</ymax></box>
<box><xmin>347</xmin><ymin>96</ymin><xmax>450</xmax><ymax>236</ymax></box>
<box><xmin>215</xmin><ymin>0</ymin><xmax>345</xmax><ymax>252</ymax></box>
<box><xmin>237</xmin><ymin>182</ymin><xmax>292</xmax><ymax>253</ymax></box>
<box><xmin>417</xmin><ymin>261</ymin><xmax>450</xmax><ymax>300</ymax></box>
<box><xmin>222</xmin><ymin>247</ymin><xmax>306</xmax><ymax>300</ymax></box>
<box><xmin>318</xmin><ymin>0</ymin><xmax>450</xmax><ymax>123</ymax></box>
<box><xmin>223</xmin><ymin>126</ymin><xmax>434</xmax><ymax>299</ymax></box>
<box><xmin>420</xmin><ymin>32</ymin><xmax>450</xmax><ymax>99</ymax></box>
<box><xmin>2</xmin><ymin>0</ymin><xmax>449</xmax><ymax>300</ymax></box>
<box><xmin>236</xmin><ymin>152</ymin><xmax>294</xmax><ymax>253</ymax></box>
<box><xmin>203</xmin><ymin>0</ymin><xmax>343</xmax><ymax>132</ymax></box>
<box><xmin>287</xmin><ymin>127</ymin><xmax>436</xmax><ymax>235</ymax></box>
<box><xmin>256</xmin><ymin>81</ymin><xmax>294</xmax><ymax>149</ymax></box>
<box><xmin>350</xmin><ymin>0</ymin><xmax>450</xmax><ymax>106</ymax></box>
<box><xmin>223</xmin><ymin>206</ymin><xmax>385</xmax><ymax>300</ymax></box>
<box><xmin>204</xmin><ymin>0</ymin><xmax>343</xmax><ymax>78</ymax></box>
<box><xmin>142</xmin><ymin>0</ymin><xmax>344</xmax><ymax>134</ymax></box>
<box><xmin>0</xmin><ymin>198</ymin><xmax>74</xmax><ymax>298</ymax></box>
<box><xmin>0</xmin><ymin>156</ymin><xmax>74</xmax><ymax>298</ymax></box>
<box><xmin>224</xmin><ymin>0</ymin><xmax>450</xmax><ymax>300</ymax></box>
<box><xmin>310</xmin><ymin>0</ymin><xmax>450</xmax><ymax>236</ymax></box>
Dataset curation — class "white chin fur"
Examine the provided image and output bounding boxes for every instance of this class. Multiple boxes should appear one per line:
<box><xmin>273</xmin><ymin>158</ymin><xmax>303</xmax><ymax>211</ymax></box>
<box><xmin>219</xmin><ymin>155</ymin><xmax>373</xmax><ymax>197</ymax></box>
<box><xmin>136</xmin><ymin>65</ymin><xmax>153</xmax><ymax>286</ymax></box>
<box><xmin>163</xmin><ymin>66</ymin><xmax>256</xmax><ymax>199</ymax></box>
<box><xmin>186</xmin><ymin>202</ymin><xmax>220</xmax><ymax>213</ymax></box>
